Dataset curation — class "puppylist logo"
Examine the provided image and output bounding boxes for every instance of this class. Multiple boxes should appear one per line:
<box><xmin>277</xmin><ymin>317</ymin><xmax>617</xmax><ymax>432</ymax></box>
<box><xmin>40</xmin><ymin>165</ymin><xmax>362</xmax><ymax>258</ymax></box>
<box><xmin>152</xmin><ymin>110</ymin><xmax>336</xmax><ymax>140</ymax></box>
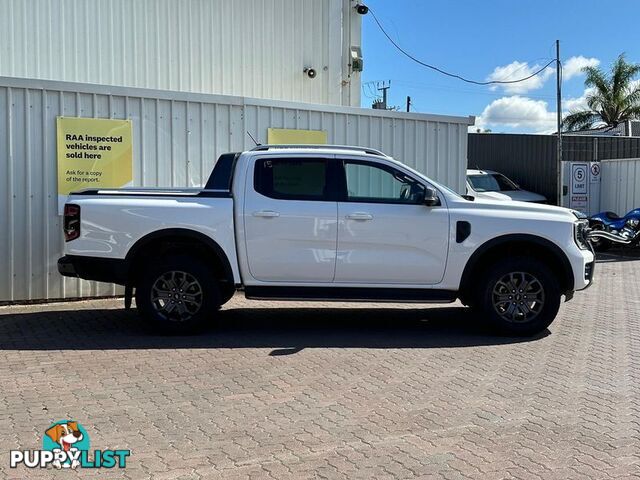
<box><xmin>10</xmin><ymin>420</ymin><xmax>130</xmax><ymax>470</ymax></box>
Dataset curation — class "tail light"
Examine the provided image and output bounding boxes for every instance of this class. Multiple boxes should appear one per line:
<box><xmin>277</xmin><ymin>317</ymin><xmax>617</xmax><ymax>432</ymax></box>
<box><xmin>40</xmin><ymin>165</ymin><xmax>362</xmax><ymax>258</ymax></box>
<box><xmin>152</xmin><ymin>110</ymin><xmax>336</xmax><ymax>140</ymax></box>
<box><xmin>64</xmin><ymin>204</ymin><xmax>81</xmax><ymax>242</ymax></box>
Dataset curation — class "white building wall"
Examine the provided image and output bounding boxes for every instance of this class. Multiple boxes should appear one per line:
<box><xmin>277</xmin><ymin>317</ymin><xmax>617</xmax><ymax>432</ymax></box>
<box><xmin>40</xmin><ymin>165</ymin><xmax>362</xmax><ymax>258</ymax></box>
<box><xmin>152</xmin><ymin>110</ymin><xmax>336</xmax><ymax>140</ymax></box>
<box><xmin>0</xmin><ymin>76</ymin><xmax>473</xmax><ymax>302</ymax></box>
<box><xmin>0</xmin><ymin>0</ymin><xmax>361</xmax><ymax>106</ymax></box>
<box><xmin>600</xmin><ymin>158</ymin><xmax>640</xmax><ymax>214</ymax></box>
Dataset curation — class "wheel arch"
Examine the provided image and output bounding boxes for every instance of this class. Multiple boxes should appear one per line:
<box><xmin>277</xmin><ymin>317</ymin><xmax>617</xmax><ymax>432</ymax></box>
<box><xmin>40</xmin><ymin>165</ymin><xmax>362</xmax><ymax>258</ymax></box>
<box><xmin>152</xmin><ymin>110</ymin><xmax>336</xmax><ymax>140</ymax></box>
<box><xmin>459</xmin><ymin>234</ymin><xmax>574</xmax><ymax>304</ymax></box>
<box><xmin>124</xmin><ymin>228</ymin><xmax>235</xmax><ymax>297</ymax></box>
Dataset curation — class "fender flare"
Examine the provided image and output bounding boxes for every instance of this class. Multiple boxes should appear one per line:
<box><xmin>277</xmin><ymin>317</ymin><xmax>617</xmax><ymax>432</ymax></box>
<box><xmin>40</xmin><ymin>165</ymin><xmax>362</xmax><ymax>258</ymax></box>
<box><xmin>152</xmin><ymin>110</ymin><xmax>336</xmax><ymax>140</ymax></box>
<box><xmin>459</xmin><ymin>233</ymin><xmax>574</xmax><ymax>294</ymax></box>
<box><xmin>124</xmin><ymin>228</ymin><xmax>235</xmax><ymax>285</ymax></box>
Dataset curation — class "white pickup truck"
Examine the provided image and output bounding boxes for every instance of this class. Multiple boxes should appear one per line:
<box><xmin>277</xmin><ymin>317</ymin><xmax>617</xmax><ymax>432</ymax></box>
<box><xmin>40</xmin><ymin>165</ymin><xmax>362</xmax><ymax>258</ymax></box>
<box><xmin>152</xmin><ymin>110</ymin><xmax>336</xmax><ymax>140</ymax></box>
<box><xmin>58</xmin><ymin>145</ymin><xmax>595</xmax><ymax>335</ymax></box>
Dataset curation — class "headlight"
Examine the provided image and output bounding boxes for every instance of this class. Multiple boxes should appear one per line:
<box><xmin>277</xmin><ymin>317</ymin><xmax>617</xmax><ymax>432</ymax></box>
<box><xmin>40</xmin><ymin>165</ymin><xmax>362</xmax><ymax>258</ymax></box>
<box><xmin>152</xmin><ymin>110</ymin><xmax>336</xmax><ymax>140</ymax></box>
<box><xmin>625</xmin><ymin>218</ymin><xmax>639</xmax><ymax>229</ymax></box>
<box><xmin>574</xmin><ymin>220</ymin><xmax>590</xmax><ymax>250</ymax></box>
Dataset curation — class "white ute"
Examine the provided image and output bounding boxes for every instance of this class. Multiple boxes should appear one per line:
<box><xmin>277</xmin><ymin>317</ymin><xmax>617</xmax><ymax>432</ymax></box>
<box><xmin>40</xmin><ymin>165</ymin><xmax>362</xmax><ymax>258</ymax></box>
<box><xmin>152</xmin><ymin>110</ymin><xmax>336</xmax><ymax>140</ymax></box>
<box><xmin>466</xmin><ymin>169</ymin><xmax>548</xmax><ymax>203</ymax></box>
<box><xmin>59</xmin><ymin>145</ymin><xmax>595</xmax><ymax>335</ymax></box>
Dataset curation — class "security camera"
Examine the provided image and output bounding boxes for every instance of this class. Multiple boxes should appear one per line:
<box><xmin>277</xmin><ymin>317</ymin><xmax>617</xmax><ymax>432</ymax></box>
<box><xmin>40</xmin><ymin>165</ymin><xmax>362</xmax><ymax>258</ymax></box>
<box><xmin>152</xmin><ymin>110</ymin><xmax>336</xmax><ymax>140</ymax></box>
<box><xmin>303</xmin><ymin>67</ymin><xmax>317</xmax><ymax>79</ymax></box>
<box><xmin>355</xmin><ymin>4</ymin><xmax>368</xmax><ymax>14</ymax></box>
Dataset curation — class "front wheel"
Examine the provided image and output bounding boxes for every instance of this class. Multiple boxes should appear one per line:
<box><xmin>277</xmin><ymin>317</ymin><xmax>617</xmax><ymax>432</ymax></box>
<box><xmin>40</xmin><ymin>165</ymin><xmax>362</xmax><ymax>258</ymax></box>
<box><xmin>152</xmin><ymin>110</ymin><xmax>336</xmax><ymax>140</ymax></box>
<box><xmin>477</xmin><ymin>257</ymin><xmax>561</xmax><ymax>336</ymax></box>
<box><xmin>589</xmin><ymin>222</ymin><xmax>612</xmax><ymax>252</ymax></box>
<box><xmin>136</xmin><ymin>255</ymin><xmax>221</xmax><ymax>334</ymax></box>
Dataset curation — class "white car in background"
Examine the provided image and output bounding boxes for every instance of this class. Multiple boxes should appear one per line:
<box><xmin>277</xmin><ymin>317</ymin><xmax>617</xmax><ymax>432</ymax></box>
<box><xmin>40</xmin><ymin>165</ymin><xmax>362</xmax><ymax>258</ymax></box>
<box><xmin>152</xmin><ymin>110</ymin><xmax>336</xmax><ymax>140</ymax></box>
<box><xmin>466</xmin><ymin>169</ymin><xmax>547</xmax><ymax>203</ymax></box>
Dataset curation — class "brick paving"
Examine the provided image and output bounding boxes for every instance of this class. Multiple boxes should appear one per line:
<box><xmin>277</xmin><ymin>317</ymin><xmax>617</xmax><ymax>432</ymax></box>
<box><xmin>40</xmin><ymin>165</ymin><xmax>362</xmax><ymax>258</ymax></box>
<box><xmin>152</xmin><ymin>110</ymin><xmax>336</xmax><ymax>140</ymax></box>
<box><xmin>0</xmin><ymin>252</ymin><xmax>639</xmax><ymax>479</ymax></box>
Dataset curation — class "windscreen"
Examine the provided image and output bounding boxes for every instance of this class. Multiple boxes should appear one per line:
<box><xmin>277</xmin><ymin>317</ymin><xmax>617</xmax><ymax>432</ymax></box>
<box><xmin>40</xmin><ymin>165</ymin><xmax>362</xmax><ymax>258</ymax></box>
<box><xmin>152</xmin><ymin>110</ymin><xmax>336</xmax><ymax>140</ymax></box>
<box><xmin>468</xmin><ymin>173</ymin><xmax>518</xmax><ymax>192</ymax></box>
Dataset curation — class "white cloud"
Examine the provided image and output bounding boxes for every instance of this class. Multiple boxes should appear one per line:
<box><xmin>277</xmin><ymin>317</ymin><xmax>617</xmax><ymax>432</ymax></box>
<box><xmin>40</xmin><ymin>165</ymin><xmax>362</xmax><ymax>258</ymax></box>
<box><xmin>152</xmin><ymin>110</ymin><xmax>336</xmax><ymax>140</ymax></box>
<box><xmin>562</xmin><ymin>56</ymin><xmax>600</xmax><ymax>81</ymax></box>
<box><xmin>472</xmin><ymin>96</ymin><xmax>556</xmax><ymax>133</ymax></box>
<box><xmin>563</xmin><ymin>87</ymin><xmax>595</xmax><ymax>112</ymax></box>
<box><xmin>486</xmin><ymin>61</ymin><xmax>555</xmax><ymax>94</ymax></box>
<box><xmin>471</xmin><ymin>76</ymin><xmax>638</xmax><ymax>134</ymax></box>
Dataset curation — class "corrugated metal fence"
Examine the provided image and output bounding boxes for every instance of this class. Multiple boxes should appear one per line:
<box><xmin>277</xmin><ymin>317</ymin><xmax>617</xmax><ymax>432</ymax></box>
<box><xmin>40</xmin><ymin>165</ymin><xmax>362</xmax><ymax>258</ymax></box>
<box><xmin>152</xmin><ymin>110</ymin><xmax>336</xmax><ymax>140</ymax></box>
<box><xmin>600</xmin><ymin>158</ymin><xmax>640</xmax><ymax>214</ymax></box>
<box><xmin>468</xmin><ymin>133</ymin><xmax>558</xmax><ymax>202</ymax></box>
<box><xmin>0</xmin><ymin>76</ymin><xmax>473</xmax><ymax>302</ymax></box>
<box><xmin>468</xmin><ymin>133</ymin><xmax>640</xmax><ymax>203</ymax></box>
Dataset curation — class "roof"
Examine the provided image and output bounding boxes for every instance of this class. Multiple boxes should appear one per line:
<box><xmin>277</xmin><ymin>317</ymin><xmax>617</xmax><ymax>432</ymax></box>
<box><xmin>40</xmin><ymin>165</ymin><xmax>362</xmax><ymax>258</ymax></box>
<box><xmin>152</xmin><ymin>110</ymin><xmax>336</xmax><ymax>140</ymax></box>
<box><xmin>565</xmin><ymin>120</ymin><xmax>640</xmax><ymax>137</ymax></box>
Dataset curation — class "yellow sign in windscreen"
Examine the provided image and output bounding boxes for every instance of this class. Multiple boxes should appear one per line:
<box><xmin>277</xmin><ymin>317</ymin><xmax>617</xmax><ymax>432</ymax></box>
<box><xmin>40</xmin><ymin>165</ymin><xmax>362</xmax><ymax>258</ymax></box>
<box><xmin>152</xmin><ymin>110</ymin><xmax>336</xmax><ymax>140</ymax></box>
<box><xmin>267</xmin><ymin>128</ymin><xmax>328</xmax><ymax>144</ymax></box>
<box><xmin>57</xmin><ymin>117</ymin><xmax>133</xmax><ymax>210</ymax></box>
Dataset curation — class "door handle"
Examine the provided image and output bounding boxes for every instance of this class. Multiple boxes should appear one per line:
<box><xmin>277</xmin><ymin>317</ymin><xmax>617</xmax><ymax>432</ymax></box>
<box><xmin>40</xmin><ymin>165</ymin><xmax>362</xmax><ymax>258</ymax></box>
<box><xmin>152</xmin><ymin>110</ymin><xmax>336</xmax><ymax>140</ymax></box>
<box><xmin>253</xmin><ymin>210</ymin><xmax>280</xmax><ymax>218</ymax></box>
<box><xmin>346</xmin><ymin>212</ymin><xmax>373</xmax><ymax>221</ymax></box>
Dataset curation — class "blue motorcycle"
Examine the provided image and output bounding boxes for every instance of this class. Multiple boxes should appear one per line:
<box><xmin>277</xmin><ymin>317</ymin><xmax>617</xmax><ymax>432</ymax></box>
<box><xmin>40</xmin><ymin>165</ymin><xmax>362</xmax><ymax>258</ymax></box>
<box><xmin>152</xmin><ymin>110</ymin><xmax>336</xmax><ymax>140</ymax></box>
<box><xmin>588</xmin><ymin>208</ymin><xmax>640</xmax><ymax>251</ymax></box>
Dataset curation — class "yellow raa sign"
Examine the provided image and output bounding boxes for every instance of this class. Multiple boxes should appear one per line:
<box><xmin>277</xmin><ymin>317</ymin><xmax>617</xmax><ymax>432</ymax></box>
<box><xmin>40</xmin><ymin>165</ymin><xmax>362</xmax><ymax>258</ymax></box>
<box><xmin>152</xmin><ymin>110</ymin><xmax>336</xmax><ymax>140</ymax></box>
<box><xmin>56</xmin><ymin>117</ymin><xmax>133</xmax><ymax>212</ymax></box>
<box><xmin>267</xmin><ymin>128</ymin><xmax>328</xmax><ymax>145</ymax></box>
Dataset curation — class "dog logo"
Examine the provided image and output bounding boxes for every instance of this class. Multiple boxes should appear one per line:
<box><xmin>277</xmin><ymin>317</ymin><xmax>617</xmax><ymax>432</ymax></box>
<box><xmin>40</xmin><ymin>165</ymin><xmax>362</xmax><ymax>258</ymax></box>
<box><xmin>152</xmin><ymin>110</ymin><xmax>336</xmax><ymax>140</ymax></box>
<box><xmin>10</xmin><ymin>420</ymin><xmax>129</xmax><ymax>470</ymax></box>
<box><xmin>43</xmin><ymin>420</ymin><xmax>89</xmax><ymax>469</ymax></box>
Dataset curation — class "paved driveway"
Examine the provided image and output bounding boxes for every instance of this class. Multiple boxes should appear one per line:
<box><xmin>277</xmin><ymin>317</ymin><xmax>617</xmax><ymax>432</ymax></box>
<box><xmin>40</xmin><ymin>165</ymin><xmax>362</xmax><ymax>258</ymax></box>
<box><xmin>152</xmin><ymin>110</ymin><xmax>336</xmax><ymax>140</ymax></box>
<box><xmin>1</xmin><ymin>253</ymin><xmax>639</xmax><ymax>479</ymax></box>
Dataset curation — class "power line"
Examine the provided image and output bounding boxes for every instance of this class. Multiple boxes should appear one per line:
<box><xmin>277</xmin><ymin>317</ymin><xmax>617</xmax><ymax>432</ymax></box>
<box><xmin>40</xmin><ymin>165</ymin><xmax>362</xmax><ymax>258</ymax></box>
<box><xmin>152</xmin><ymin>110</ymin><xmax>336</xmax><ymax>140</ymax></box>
<box><xmin>366</xmin><ymin>81</ymin><xmax>379</xmax><ymax>97</ymax></box>
<box><xmin>390</xmin><ymin>79</ymin><xmax>557</xmax><ymax>101</ymax></box>
<box><xmin>363</xmin><ymin>81</ymin><xmax>381</xmax><ymax>98</ymax></box>
<box><xmin>361</xmin><ymin>84</ymin><xmax>376</xmax><ymax>99</ymax></box>
<box><xmin>367</xmin><ymin>7</ymin><xmax>556</xmax><ymax>86</ymax></box>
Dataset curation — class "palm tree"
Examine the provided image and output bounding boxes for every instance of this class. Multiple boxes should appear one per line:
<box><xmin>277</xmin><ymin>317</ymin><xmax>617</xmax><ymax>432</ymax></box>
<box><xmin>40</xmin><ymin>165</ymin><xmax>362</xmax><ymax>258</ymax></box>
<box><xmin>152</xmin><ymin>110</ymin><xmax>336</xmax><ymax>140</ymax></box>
<box><xmin>563</xmin><ymin>54</ymin><xmax>640</xmax><ymax>131</ymax></box>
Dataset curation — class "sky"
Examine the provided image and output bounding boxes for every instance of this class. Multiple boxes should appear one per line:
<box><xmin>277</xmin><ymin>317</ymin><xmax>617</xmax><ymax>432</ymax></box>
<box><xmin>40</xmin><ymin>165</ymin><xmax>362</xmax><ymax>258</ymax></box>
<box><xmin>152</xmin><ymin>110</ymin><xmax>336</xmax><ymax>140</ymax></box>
<box><xmin>360</xmin><ymin>0</ymin><xmax>640</xmax><ymax>134</ymax></box>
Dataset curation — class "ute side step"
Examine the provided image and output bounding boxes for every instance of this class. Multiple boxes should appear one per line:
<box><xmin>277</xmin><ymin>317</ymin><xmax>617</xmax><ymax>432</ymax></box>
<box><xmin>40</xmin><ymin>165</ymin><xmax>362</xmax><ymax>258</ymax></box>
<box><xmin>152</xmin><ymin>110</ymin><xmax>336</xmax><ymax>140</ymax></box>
<box><xmin>244</xmin><ymin>286</ymin><xmax>457</xmax><ymax>303</ymax></box>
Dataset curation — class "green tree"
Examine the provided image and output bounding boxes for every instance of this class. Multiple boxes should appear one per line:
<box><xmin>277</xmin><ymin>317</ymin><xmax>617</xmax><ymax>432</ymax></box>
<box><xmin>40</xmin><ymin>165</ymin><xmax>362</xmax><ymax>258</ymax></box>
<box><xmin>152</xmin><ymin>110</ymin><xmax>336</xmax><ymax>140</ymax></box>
<box><xmin>563</xmin><ymin>54</ymin><xmax>640</xmax><ymax>131</ymax></box>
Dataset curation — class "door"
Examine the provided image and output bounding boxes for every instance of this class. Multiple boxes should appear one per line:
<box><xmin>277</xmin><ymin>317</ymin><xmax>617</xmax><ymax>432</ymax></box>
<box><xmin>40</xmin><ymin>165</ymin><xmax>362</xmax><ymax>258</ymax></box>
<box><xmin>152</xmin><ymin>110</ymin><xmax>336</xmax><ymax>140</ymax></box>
<box><xmin>243</xmin><ymin>156</ymin><xmax>338</xmax><ymax>283</ymax></box>
<box><xmin>335</xmin><ymin>159</ymin><xmax>449</xmax><ymax>285</ymax></box>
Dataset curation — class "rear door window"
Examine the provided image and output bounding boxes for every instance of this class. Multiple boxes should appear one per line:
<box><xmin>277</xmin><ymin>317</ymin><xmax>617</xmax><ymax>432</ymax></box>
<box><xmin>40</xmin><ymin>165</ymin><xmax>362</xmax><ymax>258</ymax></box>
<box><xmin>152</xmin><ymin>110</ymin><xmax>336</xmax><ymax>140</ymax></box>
<box><xmin>254</xmin><ymin>158</ymin><xmax>331</xmax><ymax>201</ymax></box>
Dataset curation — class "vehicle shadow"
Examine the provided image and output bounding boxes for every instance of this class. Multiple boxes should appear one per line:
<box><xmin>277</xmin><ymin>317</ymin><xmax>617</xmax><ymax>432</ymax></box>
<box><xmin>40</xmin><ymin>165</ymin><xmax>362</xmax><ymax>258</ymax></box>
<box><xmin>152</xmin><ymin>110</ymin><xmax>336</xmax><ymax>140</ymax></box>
<box><xmin>596</xmin><ymin>248</ymin><xmax>640</xmax><ymax>263</ymax></box>
<box><xmin>0</xmin><ymin>305</ymin><xmax>547</xmax><ymax>353</ymax></box>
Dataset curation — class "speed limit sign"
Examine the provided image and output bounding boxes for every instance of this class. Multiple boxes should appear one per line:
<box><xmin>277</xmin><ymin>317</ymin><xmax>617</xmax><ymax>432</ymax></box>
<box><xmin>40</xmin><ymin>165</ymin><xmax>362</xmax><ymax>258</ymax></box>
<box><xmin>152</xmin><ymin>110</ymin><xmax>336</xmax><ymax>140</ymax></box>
<box><xmin>571</xmin><ymin>163</ymin><xmax>588</xmax><ymax>194</ymax></box>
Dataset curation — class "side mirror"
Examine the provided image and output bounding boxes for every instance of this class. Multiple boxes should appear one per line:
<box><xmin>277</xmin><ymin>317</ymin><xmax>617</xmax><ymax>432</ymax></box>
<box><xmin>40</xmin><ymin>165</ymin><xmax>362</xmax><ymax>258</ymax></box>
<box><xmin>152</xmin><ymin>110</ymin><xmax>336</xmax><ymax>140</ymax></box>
<box><xmin>423</xmin><ymin>187</ymin><xmax>441</xmax><ymax>207</ymax></box>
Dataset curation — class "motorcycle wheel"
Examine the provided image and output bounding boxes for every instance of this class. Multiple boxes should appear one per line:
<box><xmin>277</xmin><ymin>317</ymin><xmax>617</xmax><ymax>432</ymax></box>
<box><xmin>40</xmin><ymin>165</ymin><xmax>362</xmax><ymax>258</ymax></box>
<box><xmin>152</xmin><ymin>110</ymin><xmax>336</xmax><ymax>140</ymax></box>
<box><xmin>590</xmin><ymin>222</ymin><xmax>612</xmax><ymax>252</ymax></box>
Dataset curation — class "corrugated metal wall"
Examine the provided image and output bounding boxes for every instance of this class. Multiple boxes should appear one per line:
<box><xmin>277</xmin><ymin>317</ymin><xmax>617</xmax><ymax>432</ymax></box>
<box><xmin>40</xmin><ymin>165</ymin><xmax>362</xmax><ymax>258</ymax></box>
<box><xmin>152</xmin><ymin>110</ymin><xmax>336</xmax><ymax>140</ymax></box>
<box><xmin>0</xmin><ymin>76</ymin><xmax>472</xmax><ymax>302</ymax></box>
<box><xmin>468</xmin><ymin>133</ymin><xmax>640</xmax><ymax>203</ymax></box>
<box><xmin>468</xmin><ymin>133</ymin><xmax>559</xmax><ymax>202</ymax></box>
<box><xmin>600</xmin><ymin>158</ymin><xmax>640</xmax><ymax>214</ymax></box>
<box><xmin>0</xmin><ymin>0</ymin><xmax>360</xmax><ymax>106</ymax></box>
<box><xmin>244</xmin><ymin>99</ymin><xmax>470</xmax><ymax>191</ymax></box>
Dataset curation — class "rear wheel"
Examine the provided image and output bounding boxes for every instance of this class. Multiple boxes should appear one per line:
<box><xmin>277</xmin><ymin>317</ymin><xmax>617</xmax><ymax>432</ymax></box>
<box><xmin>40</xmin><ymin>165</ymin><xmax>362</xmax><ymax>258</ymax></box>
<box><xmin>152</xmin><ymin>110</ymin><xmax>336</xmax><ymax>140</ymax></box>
<box><xmin>477</xmin><ymin>257</ymin><xmax>561</xmax><ymax>336</ymax></box>
<box><xmin>136</xmin><ymin>255</ymin><xmax>220</xmax><ymax>334</ymax></box>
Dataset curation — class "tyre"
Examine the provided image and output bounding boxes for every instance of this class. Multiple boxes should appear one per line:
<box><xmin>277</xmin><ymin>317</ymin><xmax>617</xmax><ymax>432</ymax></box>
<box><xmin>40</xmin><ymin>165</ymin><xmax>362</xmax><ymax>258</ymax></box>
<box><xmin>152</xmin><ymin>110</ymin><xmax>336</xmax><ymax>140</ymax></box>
<box><xmin>476</xmin><ymin>256</ymin><xmax>561</xmax><ymax>336</ymax></box>
<box><xmin>135</xmin><ymin>255</ymin><xmax>221</xmax><ymax>334</ymax></box>
<box><xmin>589</xmin><ymin>222</ymin><xmax>611</xmax><ymax>252</ymax></box>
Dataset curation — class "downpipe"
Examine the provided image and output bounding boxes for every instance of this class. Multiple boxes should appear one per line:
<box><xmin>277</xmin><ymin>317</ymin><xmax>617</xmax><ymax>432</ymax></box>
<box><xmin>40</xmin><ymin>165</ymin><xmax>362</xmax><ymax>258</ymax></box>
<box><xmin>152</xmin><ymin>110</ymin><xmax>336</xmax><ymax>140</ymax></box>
<box><xmin>587</xmin><ymin>229</ymin><xmax>640</xmax><ymax>245</ymax></box>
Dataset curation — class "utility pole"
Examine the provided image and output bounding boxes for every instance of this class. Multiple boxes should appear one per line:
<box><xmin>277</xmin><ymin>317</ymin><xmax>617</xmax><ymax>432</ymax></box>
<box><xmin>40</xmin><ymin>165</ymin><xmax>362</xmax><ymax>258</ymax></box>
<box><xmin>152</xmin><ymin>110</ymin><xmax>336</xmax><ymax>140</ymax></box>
<box><xmin>406</xmin><ymin>96</ymin><xmax>411</xmax><ymax>112</ymax></box>
<box><xmin>378</xmin><ymin>81</ymin><xmax>390</xmax><ymax>110</ymax></box>
<box><xmin>556</xmin><ymin>39</ymin><xmax>563</xmax><ymax>206</ymax></box>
